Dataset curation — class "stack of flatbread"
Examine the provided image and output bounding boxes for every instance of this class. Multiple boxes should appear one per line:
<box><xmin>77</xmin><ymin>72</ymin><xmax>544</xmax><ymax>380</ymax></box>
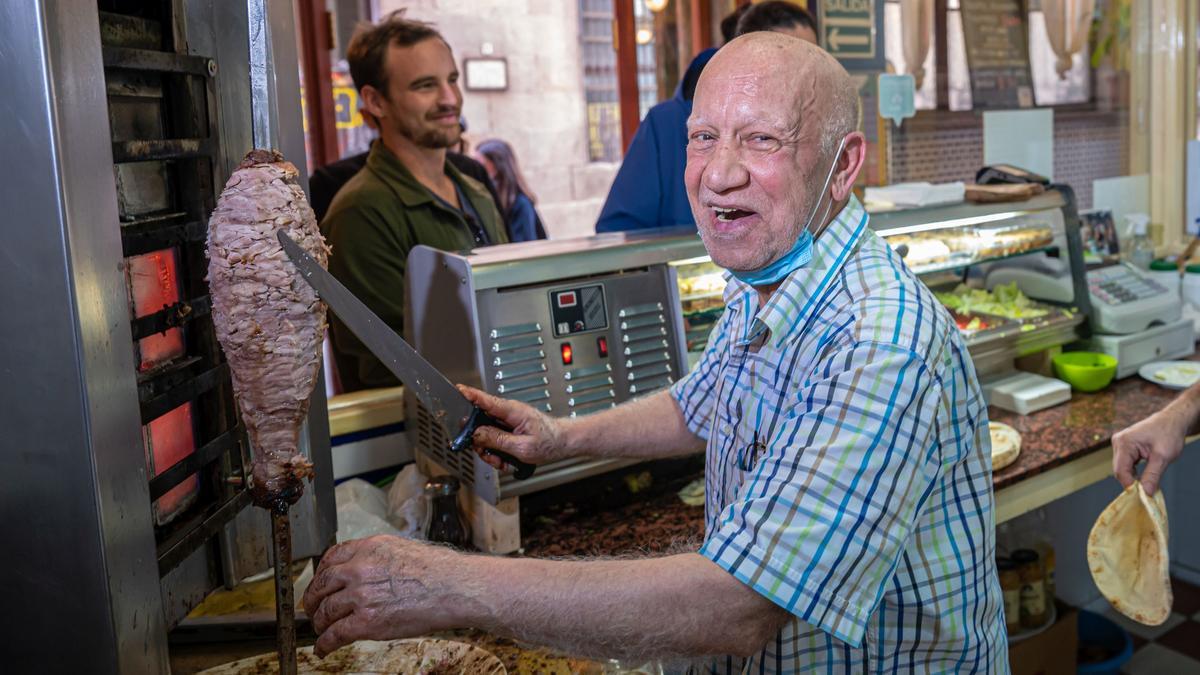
<box><xmin>198</xmin><ymin>639</ymin><xmax>506</xmax><ymax>675</ymax></box>
<box><xmin>1087</xmin><ymin>483</ymin><xmax>1173</xmax><ymax>626</ymax></box>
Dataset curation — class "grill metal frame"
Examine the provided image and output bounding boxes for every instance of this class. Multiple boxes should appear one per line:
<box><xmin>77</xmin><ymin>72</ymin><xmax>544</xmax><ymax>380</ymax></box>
<box><xmin>0</xmin><ymin>2</ymin><xmax>335</xmax><ymax>671</ymax></box>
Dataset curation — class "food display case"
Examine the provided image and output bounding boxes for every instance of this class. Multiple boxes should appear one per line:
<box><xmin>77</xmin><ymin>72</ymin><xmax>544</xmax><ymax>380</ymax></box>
<box><xmin>869</xmin><ymin>187</ymin><xmax>1091</xmax><ymax>376</ymax></box>
<box><xmin>664</xmin><ymin>188</ymin><xmax>1093</xmax><ymax>379</ymax></box>
<box><xmin>672</xmin><ymin>256</ymin><xmax>729</xmax><ymax>365</ymax></box>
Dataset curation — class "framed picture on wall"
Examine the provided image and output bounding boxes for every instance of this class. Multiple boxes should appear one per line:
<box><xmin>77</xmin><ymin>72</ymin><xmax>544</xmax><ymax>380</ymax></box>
<box><xmin>464</xmin><ymin>57</ymin><xmax>508</xmax><ymax>91</ymax></box>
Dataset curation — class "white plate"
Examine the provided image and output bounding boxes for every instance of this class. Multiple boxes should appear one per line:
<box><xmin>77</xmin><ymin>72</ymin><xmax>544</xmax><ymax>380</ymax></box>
<box><xmin>1138</xmin><ymin>360</ymin><xmax>1200</xmax><ymax>391</ymax></box>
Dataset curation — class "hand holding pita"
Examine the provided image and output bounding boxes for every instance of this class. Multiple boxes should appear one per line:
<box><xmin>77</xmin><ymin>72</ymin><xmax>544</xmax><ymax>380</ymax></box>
<box><xmin>1112</xmin><ymin>408</ymin><xmax>1186</xmax><ymax>496</ymax></box>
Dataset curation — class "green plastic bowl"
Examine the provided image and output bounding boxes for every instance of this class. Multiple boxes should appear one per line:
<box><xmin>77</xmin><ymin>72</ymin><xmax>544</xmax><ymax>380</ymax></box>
<box><xmin>1053</xmin><ymin>351</ymin><xmax>1118</xmax><ymax>392</ymax></box>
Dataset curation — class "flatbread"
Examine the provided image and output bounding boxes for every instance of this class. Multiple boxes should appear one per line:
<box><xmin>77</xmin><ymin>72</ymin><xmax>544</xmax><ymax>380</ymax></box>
<box><xmin>1087</xmin><ymin>483</ymin><xmax>1172</xmax><ymax>626</ymax></box>
<box><xmin>198</xmin><ymin>638</ymin><xmax>506</xmax><ymax>675</ymax></box>
<box><xmin>988</xmin><ymin>421</ymin><xmax>1021</xmax><ymax>472</ymax></box>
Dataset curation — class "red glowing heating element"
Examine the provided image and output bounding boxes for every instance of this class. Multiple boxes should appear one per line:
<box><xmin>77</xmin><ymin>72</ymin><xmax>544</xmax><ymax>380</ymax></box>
<box><xmin>127</xmin><ymin>247</ymin><xmax>198</xmax><ymax>523</ymax></box>
<box><xmin>144</xmin><ymin>403</ymin><xmax>199</xmax><ymax>525</ymax></box>
<box><xmin>127</xmin><ymin>248</ymin><xmax>185</xmax><ymax>372</ymax></box>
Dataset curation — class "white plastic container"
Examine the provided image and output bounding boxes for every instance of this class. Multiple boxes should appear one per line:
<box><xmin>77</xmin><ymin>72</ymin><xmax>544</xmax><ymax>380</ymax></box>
<box><xmin>1148</xmin><ymin>259</ymin><xmax>1182</xmax><ymax>298</ymax></box>
<box><xmin>1183</xmin><ymin>264</ymin><xmax>1200</xmax><ymax>311</ymax></box>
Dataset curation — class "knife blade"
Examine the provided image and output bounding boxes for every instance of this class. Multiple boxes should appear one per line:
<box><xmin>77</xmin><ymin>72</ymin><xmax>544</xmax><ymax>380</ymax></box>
<box><xmin>277</xmin><ymin>230</ymin><xmax>535</xmax><ymax>479</ymax></box>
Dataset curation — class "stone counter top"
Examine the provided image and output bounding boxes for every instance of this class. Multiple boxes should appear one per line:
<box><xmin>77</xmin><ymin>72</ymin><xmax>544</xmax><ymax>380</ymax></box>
<box><xmin>989</xmin><ymin>369</ymin><xmax>1184</xmax><ymax>489</ymax></box>
<box><xmin>520</xmin><ymin>368</ymin><xmax>1191</xmax><ymax>557</ymax></box>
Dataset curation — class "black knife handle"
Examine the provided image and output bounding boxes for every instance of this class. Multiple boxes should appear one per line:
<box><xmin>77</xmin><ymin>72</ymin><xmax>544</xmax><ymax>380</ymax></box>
<box><xmin>450</xmin><ymin>407</ymin><xmax>537</xmax><ymax>480</ymax></box>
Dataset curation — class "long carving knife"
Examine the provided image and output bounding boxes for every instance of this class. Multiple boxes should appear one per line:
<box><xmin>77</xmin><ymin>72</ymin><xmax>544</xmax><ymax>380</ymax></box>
<box><xmin>277</xmin><ymin>230</ymin><xmax>535</xmax><ymax>479</ymax></box>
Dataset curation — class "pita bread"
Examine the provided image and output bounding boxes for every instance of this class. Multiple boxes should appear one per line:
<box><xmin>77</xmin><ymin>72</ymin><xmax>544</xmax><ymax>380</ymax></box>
<box><xmin>989</xmin><ymin>421</ymin><xmax>1021</xmax><ymax>472</ymax></box>
<box><xmin>198</xmin><ymin>638</ymin><xmax>506</xmax><ymax>674</ymax></box>
<box><xmin>1087</xmin><ymin>483</ymin><xmax>1172</xmax><ymax>626</ymax></box>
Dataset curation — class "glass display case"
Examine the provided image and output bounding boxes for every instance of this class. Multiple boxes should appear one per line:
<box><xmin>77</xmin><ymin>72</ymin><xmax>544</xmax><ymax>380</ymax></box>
<box><xmin>671</xmin><ymin>255</ymin><xmax>728</xmax><ymax>364</ymax></box>
<box><xmin>665</xmin><ymin>187</ymin><xmax>1092</xmax><ymax>378</ymax></box>
<box><xmin>870</xmin><ymin>187</ymin><xmax>1090</xmax><ymax>375</ymax></box>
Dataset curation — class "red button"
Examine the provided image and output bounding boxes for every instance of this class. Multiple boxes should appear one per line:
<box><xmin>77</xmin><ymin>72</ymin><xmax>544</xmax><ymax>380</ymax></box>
<box><xmin>561</xmin><ymin>342</ymin><xmax>573</xmax><ymax>365</ymax></box>
<box><xmin>597</xmin><ymin>336</ymin><xmax>608</xmax><ymax>357</ymax></box>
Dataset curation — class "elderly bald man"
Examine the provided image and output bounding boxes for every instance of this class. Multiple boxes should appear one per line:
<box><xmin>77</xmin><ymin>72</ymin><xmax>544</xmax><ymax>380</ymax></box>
<box><xmin>303</xmin><ymin>34</ymin><xmax>1007</xmax><ymax>671</ymax></box>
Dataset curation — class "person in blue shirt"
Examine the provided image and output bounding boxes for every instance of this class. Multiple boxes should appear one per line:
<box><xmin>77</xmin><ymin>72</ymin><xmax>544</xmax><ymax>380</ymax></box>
<box><xmin>595</xmin><ymin>2</ymin><xmax>819</xmax><ymax>233</ymax></box>
<box><xmin>474</xmin><ymin>138</ymin><xmax>547</xmax><ymax>242</ymax></box>
<box><xmin>594</xmin><ymin>47</ymin><xmax>717</xmax><ymax>233</ymax></box>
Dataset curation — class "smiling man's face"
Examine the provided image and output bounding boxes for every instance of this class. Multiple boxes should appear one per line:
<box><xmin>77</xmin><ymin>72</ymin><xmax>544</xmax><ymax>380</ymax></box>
<box><xmin>370</xmin><ymin>37</ymin><xmax>463</xmax><ymax>149</ymax></box>
<box><xmin>685</xmin><ymin>38</ymin><xmax>830</xmax><ymax>274</ymax></box>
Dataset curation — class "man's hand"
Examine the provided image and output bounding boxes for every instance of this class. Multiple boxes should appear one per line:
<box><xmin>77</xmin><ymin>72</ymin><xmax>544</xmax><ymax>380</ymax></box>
<box><xmin>458</xmin><ymin>385</ymin><xmax>572</xmax><ymax>469</ymax></box>
<box><xmin>302</xmin><ymin>536</ymin><xmax>475</xmax><ymax>657</ymax></box>
<box><xmin>1112</xmin><ymin>409</ymin><xmax>1187</xmax><ymax>496</ymax></box>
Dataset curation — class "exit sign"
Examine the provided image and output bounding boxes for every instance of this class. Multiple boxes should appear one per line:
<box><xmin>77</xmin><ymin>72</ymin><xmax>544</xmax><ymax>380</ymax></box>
<box><xmin>819</xmin><ymin>0</ymin><xmax>884</xmax><ymax>72</ymax></box>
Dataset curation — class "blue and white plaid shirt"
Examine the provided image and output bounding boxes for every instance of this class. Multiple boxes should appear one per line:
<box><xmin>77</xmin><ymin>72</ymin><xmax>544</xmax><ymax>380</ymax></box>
<box><xmin>671</xmin><ymin>196</ymin><xmax>1007</xmax><ymax>673</ymax></box>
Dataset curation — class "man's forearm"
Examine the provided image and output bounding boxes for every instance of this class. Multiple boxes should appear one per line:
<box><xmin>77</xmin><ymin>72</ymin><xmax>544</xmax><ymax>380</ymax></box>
<box><xmin>560</xmin><ymin>390</ymin><xmax>704</xmax><ymax>460</ymax></box>
<box><xmin>450</xmin><ymin>553</ymin><xmax>787</xmax><ymax>660</ymax></box>
<box><xmin>1167</xmin><ymin>381</ymin><xmax>1200</xmax><ymax>435</ymax></box>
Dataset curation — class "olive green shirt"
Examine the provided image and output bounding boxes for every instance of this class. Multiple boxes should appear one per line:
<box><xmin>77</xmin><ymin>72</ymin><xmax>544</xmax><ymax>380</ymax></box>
<box><xmin>323</xmin><ymin>142</ymin><xmax>507</xmax><ymax>392</ymax></box>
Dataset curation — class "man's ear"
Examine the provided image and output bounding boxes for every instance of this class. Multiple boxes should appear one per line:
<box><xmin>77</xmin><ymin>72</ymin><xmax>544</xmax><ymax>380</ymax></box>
<box><xmin>359</xmin><ymin>85</ymin><xmax>387</xmax><ymax>121</ymax></box>
<box><xmin>830</xmin><ymin>131</ymin><xmax>867</xmax><ymax>201</ymax></box>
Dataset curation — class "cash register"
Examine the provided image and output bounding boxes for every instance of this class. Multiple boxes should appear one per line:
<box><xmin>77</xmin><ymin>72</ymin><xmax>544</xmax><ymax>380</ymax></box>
<box><xmin>986</xmin><ymin>255</ymin><xmax>1194</xmax><ymax>378</ymax></box>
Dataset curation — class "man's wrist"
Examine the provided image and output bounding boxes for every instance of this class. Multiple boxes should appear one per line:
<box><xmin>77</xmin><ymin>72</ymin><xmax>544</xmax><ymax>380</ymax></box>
<box><xmin>556</xmin><ymin>416</ymin><xmax>585</xmax><ymax>459</ymax></box>
<box><xmin>436</xmin><ymin>550</ymin><xmax>499</xmax><ymax>630</ymax></box>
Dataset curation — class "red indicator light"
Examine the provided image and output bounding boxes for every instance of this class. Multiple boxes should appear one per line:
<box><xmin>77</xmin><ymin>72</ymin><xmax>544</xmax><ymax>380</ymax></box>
<box><xmin>597</xmin><ymin>336</ymin><xmax>608</xmax><ymax>357</ymax></box>
<box><xmin>561</xmin><ymin>342</ymin><xmax>573</xmax><ymax>365</ymax></box>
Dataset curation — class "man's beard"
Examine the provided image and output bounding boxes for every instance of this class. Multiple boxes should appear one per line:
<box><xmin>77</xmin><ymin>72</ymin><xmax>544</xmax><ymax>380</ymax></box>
<box><xmin>399</xmin><ymin>109</ymin><xmax>461</xmax><ymax>149</ymax></box>
<box><xmin>412</xmin><ymin>126</ymin><xmax>460</xmax><ymax>149</ymax></box>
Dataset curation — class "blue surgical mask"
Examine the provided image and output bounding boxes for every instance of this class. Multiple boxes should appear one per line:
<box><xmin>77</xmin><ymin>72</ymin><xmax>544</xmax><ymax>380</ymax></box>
<box><xmin>729</xmin><ymin>137</ymin><xmax>848</xmax><ymax>287</ymax></box>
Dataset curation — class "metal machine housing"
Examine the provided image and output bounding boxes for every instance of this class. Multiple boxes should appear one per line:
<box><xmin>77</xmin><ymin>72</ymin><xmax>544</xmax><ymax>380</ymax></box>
<box><xmin>406</xmin><ymin>233</ymin><xmax>704</xmax><ymax>504</ymax></box>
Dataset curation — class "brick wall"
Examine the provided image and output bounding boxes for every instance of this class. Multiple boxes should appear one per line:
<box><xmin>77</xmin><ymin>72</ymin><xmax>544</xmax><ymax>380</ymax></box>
<box><xmin>888</xmin><ymin>109</ymin><xmax>1130</xmax><ymax>211</ymax></box>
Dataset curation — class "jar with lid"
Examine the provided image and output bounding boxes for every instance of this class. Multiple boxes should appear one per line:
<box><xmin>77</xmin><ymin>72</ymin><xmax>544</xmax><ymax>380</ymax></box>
<box><xmin>997</xmin><ymin>557</ymin><xmax>1021</xmax><ymax>635</ymax></box>
<box><xmin>1033</xmin><ymin>509</ymin><xmax>1057</xmax><ymax>604</ymax></box>
<box><xmin>1040</xmin><ymin>542</ymin><xmax>1056</xmax><ymax>604</ymax></box>
<box><xmin>425</xmin><ymin>476</ymin><xmax>471</xmax><ymax>549</ymax></box>
<box><xmin>1148</xmin><ymin>259</ymin><xmax>1181</xmax><ymax>298</ymax></box>
<box><xmin>1012</xmin><ymin>548</ymin><xmax>1047</xmax><ymax>629</ymax></box>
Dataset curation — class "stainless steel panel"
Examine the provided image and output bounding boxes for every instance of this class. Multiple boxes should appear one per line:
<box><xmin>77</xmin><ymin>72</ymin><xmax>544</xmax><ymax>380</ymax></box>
<box><xmin>408</xmin><ymin>243</ymin><xmax>690</xmax><ymax>504</ymax></box>
<box><xmin>449</xmin><ymin>231</ymin><xmax>708</xmax><ymax>290</ymax></box>
<box><xmin>0</xmin><ymin>1</ymin><xmax>167</xmax><ymax>671</ymax></box>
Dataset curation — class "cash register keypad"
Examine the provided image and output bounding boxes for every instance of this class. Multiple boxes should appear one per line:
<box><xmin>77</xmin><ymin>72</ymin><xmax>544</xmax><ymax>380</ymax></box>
<box><xmin>1088</xmin><ymin>265</ymin><xmax>1168</xmax><ymax>307</ymax></box>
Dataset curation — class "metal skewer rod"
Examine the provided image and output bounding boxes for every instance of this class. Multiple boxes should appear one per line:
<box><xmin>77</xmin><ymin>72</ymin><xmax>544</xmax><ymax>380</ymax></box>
<box><xmin>272</xmin><ymin>509</ymin><xmax>298</xmax><ymax>675</ymax></box>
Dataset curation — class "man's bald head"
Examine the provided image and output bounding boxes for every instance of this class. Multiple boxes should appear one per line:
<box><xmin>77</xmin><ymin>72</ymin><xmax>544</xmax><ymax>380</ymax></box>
<box><xmin>684</xmin><ymin>31</ymin><xmax>867</xmax><ymax>278</ymax></box>
<box><xmin>699</xmin><ymin>32</ymin><xmax>859</xmax><ymax>160</ymax></box>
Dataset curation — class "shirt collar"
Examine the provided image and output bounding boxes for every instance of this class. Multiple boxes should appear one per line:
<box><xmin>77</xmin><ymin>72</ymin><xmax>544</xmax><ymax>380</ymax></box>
<box><xmin>723</xmin><ymin>194</ymin><xmax>870</xmax><ymax>348</ymax></box>
<box><xmin>365</xmin><ymin>141</ymin><xmax>476</xmax><ymax>209</ymax></box>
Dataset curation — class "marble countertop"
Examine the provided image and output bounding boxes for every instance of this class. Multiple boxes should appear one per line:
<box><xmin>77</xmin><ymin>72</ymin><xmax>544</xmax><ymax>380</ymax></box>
<box><xmin>989</xmin><ymin>370</ymin><xmax>1184</xmax><ymax>489</ymax></box>
<box><xmin>520</xmin><ymin>368</ymin><xmax>1191</xmax><ymax>556</ymax></box>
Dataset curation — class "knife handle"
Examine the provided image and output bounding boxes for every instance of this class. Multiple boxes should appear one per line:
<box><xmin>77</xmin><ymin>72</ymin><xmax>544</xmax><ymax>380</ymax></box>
<box><xmin>450</xmin><ymin>407</ymin><xmax>537</xmax><ymax>480</ymax></box>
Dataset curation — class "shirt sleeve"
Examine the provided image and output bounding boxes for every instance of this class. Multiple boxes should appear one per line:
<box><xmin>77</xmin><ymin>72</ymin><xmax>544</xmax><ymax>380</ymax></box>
<box><xmin>700</xmin><ymin>341</ymin><xmax>944</xmax><ymax>647</ymax></box>
<box><xmin>595</xmin><ymin>120</ymin><xmax>663</xmax><ymax>233</ymax></box>
<box><xmin>668</xmin><ymin>310</ymin><xmax>733</xmax><ymax>441</ymax></box>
